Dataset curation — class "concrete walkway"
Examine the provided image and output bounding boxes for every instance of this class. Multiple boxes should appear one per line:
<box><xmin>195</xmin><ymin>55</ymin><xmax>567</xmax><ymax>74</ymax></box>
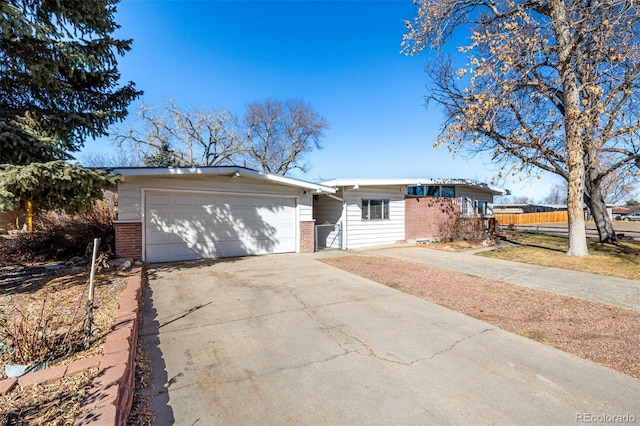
<box><xmin>143</xmin><ymin>254</ymin><xmax>640</xmax><ymax>425</ymax></box>
<box><xmin>333</xmin><ymin>245</ymin><xmax>640</xmax><ymax>312</ymax></box>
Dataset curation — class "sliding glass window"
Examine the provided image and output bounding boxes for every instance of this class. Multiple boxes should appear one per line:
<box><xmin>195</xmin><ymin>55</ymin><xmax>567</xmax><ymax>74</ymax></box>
<box><xmin>361</xmin><ymin>199</ymin><xmax>390</xmax><ymax>220</ymax></box>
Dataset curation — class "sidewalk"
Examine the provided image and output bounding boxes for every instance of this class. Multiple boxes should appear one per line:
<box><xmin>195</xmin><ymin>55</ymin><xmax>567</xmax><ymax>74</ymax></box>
<box><xmin>319</xmin><ymin>245</ymin><xmax>640</xmax><ymax>312</ymax></box>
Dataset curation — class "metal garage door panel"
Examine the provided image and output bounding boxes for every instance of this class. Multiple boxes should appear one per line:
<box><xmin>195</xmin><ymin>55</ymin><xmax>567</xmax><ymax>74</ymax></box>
<box><xmin>145</xmin><ymin>192</ymin><xmax>296</xmax><ymax>262</ymax></box>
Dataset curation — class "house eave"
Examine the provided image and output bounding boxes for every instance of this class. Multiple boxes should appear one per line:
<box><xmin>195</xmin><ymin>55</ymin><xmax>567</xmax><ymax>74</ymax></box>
<box><xmin>111</xmin><ymin>166</ymin><xmax>337</xmax><ymax>194</ymax></box>
<box><xmin>320</xmin><ymin>177</ymin><xmax>507</xmax><ymax>196</ymax></box>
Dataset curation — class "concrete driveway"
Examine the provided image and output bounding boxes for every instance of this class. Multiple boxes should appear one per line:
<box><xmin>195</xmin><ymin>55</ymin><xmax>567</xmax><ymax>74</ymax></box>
<box><xmin>142</xmin><ymin>253</ymin><xmax>639</xmax><ymax>425</ymax></box>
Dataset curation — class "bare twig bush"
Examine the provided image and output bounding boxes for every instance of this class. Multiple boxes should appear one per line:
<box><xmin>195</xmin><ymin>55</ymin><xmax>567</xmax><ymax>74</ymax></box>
<box><xmin>440</xmin><ymin>217</ymin><xmax>490</xmax><ymax>243</ymax></box>
<box><xmin>0</xmin><ymin>191</ymin><xmax>117</xmax><ymax>266</ymax></box>
<box><xmin>0</xmin><ymin>291</ymin><xmax>86</xmax><ymax>367</ymax></box>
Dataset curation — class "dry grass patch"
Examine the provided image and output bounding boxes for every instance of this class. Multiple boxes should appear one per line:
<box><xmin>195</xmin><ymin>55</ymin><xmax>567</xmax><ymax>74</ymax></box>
<box><xmin>0</xmin><ymin>267</ymin><xmax>127</xmax><ymax>423</ymax></box>
<box><xmin>1</xmin><ymin>270</ymin><xmax>127</xmax><ymax>370</ymax></box>
<box><xmin>0</xmin><ymin>369</ymin><xmax>95</xmax><ymax>425</ymax></box>
<box><xmin>321</xmin><ymin>255</ymin><xmax>640</xmax><ymax>380</ymax></box>
<box><xmin>419</xmin><ymin>240</ymin><xmax>490</xmax><ymax>252</ymax></box>
<box><xmin>478</xmin><ymin>232</ymin><xmax>640</xmax><ymax>280</ymax></box>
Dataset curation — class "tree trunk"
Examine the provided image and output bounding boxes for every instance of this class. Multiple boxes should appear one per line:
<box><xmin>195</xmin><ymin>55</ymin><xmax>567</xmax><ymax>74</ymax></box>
<box><xmin>552</xmin><ymin>0</ymin><xmax>589</xmax><ymax>256</ymax></box>
<box><xmin>584</xmin><ymin>180</ymin><xmax>618</xmax><ymax>243</ymax></box>
<box><xmin>566</xmin><ymin>157</ymin><xmax>589</xmax><ymax>256</ymax></box>
<box><xmin>582</xmin><ymin>108</ymin><xmax>618</xmax><ymax>244</ymax></box>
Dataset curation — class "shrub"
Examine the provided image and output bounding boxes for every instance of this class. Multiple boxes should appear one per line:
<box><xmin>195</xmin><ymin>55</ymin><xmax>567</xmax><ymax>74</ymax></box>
<box><xmin>0</xmin><ymin>291</ymin><xmax>86</xmax><ymax>366</ymax></box>
<box><xmin>439</xmin><ymin>217</ymin><xmax>490</xmax><ymax>243</ymax></box>
<box><xmin>0</xmin><ymin>191</ymin><xmax>117</xmax><ymax>266</ymax></box>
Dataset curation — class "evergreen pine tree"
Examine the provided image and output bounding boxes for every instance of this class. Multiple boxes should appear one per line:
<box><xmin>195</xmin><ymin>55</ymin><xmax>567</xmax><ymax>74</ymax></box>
<box><xmin>0</xmin><ymin>0</ymin><xmax>141</xmax><ymax>213</ymax></box>
<box><xmin>142</xmin><ymin>140</ymin><xmax>182</xmax><ymax>167</ymax></box>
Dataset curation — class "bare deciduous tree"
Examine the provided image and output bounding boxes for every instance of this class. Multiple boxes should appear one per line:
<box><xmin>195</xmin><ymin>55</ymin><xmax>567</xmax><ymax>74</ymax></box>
<box><xmin>114</xmin><ymin>98</ymin><xmax>327</xmax><ymax>175</ymax></box>
<box><xmin>513</xmin><ymin>195</ymin><xmax>533</xmax><ymax>204</ymax></box>
<box><xmin>114</xmin><ymin>100</ymin><xmax>242</xmax><ymax>167</ymax></box>
<box><xmin>594</xmin><ymin>167</ymin><xmax>638</xmax><ymax>205</ymax></box>
<box><xmin>542</xmin><ymin>183</ymin><xmax>568</xmax><ymax>205</ymax></box>
<box><xmin>79</xmin><ymin>150</ymin><xmax>140</xmax><ymax>168</ymax></box>
<box><xmin>403</xmin><ymin>0</ymin><xmax>640</xmax><ymax>254</ymax></box>
<box><xmin>243</xmin><ymin>99</ymin><xmax>328</xmax><ymax>175</ymax></box>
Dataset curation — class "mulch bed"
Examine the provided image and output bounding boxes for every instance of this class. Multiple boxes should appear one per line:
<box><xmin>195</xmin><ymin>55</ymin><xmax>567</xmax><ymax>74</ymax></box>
<box><xmin>0</xmin><ymin>265</ymin><xmax>127</xmax><ymax>424</ymax></box>
<box><xmin>0</xmin><ymin>370</ymin><xmax>96</xmax><ymax>425</ymax></box>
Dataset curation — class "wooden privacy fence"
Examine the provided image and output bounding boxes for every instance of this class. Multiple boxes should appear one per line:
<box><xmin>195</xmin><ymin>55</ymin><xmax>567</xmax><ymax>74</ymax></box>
<box><xmin>494</xmin><ymin>211</ymin><xmax>568</xmax><ymax>225</ymax></box>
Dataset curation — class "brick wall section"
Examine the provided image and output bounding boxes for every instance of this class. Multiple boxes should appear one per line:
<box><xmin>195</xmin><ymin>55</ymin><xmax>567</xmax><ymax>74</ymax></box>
<box><xmin>75</xmin><ymin>266</ymin><xmax>144</xmax><ymax>425</ymax></box>
<box><xmin>299</xmin><ymin>221</ymin><xmax>315</xmax><ymax>253</ymax></box>
<box><xmin>405</xmin><ymin>196</ymin><xmax>461</xmax><ymax>240</ymax></box>
<box><xmin>114</xmin><ymin>222</ymin><xmax>142</xmax><ymax>260</ymax></box>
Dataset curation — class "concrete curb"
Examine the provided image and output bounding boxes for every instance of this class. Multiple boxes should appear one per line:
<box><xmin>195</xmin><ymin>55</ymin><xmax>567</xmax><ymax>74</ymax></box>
<box><xmin>0</xmin><ymin>266</ymin><xmax>145</xmax><ymax>426</ymax></box>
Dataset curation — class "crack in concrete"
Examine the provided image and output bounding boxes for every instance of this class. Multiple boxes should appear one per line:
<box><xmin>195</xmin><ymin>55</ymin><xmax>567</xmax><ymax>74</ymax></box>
<box><xmin>166</xmin><ymin>301</ymin><xmax>495</xmax><ymax>392</ymax></box>
<box><xmin>224</xmin><ymin>351</ymin><xmax>356</xmax><ymax>385</ymax></box>
<box><xmin>426</xmin><ymin>327</ymin><xmax>494</xmax><ymax>362</ymax></box>
<box><xmin>154</xmin><ymin>293</ymin><xmax>381</xmax><ymax>336</ymax></box>
<box><xmin>284</xmin><ymin>282</ymin><xmax>358</xmax><ymax>355</ymax></box>
<box><xmin>283</xmin><ymin>280</ymin><xmax>411</xmax><ymax>364</ymax></box>
<box><xmin>286</xmin><ymin>279</ymin><xmax>495</xmax><ymax>367</ymax></box>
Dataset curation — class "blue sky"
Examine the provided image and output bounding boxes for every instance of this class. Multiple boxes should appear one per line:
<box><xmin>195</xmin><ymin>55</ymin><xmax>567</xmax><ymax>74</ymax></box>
<box><xmin>81</xmin><ymin>0</ymin><xmax>558</xmax><ymax>201</ymax></box>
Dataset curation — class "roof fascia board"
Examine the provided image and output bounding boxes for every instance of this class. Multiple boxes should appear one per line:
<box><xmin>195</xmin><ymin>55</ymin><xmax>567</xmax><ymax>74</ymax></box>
<box><xmin>320</xmin><ymin>178</ymin><xmax>506</xmax><ymax>195</ymax></box>
<box><xmin>112</xmin><ymin>166</ymin><xmax>336</xmax><ymax>194</ymax></box>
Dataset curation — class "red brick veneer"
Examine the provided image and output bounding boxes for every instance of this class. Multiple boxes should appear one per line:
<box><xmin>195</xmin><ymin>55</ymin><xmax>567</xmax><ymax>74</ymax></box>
<box><xmin>114</xmin><ymin>221</ymin><xmax>142</xmax><ymax>260</ymax></box>
<box><xmin>299</xmin><ymin>220</ymin><xmax>315</xmax><ymax>253</ymax></box>
<box><xmin>405</xmin><ymin>196</ymin><xmax>461</xmax><ymax>240</ymax></box>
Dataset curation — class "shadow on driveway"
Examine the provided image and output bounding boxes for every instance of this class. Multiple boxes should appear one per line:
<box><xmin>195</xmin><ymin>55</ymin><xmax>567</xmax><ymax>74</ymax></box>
<box><xmin>142</xmin><ymin>253</ymin><xmax>640</xmax><ymax>425</ymax></box>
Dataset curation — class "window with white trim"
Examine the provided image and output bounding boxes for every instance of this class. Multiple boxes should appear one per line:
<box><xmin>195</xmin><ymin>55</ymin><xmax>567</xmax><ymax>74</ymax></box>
<box><xmin>476</xmin><ymin>200</ymin><xmax>487</xmax><ymax>216</ymax></box>
<box><xmin>361</xmin><ymin>199</ymin><xmax>390</xmax><ymax>220</ymax></box>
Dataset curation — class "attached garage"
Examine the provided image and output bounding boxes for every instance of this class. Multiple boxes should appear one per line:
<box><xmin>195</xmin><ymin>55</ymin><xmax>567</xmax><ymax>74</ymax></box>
<box><xmin>113</xmin><ymin>166</ymin><xmax>336</xmax><ymax>263</ymax></box>
<box><xmin>145</xmin><ymin>191</ymin><xmax>296</xmax><ymax>262</ymax></box>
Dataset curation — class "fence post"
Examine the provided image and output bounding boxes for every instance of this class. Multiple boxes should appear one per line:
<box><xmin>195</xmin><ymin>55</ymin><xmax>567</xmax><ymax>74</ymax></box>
<box><xmin>84</xmin><ymin>237</ymin><xmax>100</xmax><ymax>348</ymax></box>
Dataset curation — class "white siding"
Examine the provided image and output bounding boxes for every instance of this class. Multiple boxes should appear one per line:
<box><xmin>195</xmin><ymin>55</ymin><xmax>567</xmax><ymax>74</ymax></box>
<box><xmin>456</xmin><ymin>186</ymin><xmax>495</xmax><ymax>202</ymax></box>
<box><xmin>117</xmin><ymin>183</ymin><xmax>144</xmax><ymax>222</ymax></box>
<box><xmin>298</xmin><ymin>193</ymin><xmax>313</xmax><ymax>222</ymax></box>
<box><xmin>342</xmin><ymin>187</ymin><xmax>405</xmax><ymax>250</ymax></box>
<box><xmin>455</xmin><ymin>186</ymin><xmax>496</xmax><ymax>217</ymax></box>
<box><xmin>314</xmin><ymin>196</ymin><xmax>343</xmax><ymax>224</ymax></box>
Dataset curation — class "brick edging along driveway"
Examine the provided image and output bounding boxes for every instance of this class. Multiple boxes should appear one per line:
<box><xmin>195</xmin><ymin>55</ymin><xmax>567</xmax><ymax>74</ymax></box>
<box><xmin>0</xmin><ymin>266</ymin><xmax>145</xmax><ymax>426</ymax></box>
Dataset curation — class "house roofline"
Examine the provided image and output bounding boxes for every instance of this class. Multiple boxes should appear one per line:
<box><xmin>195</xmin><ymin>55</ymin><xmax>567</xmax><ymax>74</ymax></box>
<box><xmin>111</xmin><ymin>166</ymin><xmax>337</xmax><ymax>194</ymax></box>
<box><xmin>319</xmin><ymin>177</ymin><xmax>507</xmax><ymax>195</ymax></box>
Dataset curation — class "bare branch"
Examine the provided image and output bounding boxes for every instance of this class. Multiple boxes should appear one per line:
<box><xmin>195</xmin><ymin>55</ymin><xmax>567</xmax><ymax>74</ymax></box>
<box><xmin>406</xmin><ymin>0</ymin><xmax>640</xmax><ymax>246</ymax></box>
<box><xmin>242</xmin><ymin>99</ymin><xmax>328</xmax><ymax>176</ymax></box>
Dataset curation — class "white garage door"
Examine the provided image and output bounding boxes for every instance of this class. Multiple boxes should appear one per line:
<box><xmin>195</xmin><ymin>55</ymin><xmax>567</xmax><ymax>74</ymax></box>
<box><xmin>145</xmin><ymin>191</ymin><xmax>296</xmax><ymax>262</ymax></box>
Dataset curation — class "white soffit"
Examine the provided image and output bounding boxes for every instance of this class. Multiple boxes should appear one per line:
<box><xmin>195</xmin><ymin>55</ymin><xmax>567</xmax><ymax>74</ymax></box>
<box><xmin>111</xmin><ymin>166</ymin><xmax>337</xmax><ymax>194</ymax></box>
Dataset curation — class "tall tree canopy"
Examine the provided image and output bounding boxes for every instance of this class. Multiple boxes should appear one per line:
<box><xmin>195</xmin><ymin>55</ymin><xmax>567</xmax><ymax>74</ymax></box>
<box><xmin>243</xmin><ymin>99</ymin><xmax>328</xmax><ymax>175</ymax></box>
<box><xmin>116</xmin><ymin>98</ymin><xmax>328</xmax><ymax>175</ymax></box>
<box><xmin>115</xmin><ymin>100</ymin><xmax>241</xmax><ymax>167</ymax></box>
<box><xmin>0</xmin><ymin>0</ymin><xmax>141</xmax><ymax>213</ymax></box>
<box><xmin>403</xmin><ymin>0</ymin><xmax>640</xmax><ymax>254</ymax></box>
